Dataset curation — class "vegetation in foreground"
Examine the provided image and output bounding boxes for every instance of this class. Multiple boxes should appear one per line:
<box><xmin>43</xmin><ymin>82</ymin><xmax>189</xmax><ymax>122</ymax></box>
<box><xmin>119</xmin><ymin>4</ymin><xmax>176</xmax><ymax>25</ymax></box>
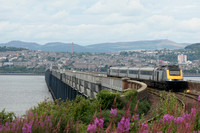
<box><xmin>0</xmin><ymin>90</ymin><xmax>200</xmax><ymax>132</ymax></box>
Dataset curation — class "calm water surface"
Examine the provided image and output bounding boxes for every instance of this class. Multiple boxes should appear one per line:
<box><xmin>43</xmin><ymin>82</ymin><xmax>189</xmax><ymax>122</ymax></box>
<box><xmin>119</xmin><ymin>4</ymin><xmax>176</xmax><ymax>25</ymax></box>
<box><xmin>184</xmin><ymin>77</ymin><xmax>200</xmax><ymax>82</ymax></box>
<box><xmin>0</xmin><ymin>75</ymin><xmax>53</xmax><ymax>116</ymax></box>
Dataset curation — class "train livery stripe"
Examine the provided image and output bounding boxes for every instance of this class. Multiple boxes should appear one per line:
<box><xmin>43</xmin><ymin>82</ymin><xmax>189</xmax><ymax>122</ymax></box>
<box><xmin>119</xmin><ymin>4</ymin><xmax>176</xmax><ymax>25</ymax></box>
<box><xmin>166</xmin><ymin>70</ymin><xmax>183</xmax><ymax>79</ymax></box>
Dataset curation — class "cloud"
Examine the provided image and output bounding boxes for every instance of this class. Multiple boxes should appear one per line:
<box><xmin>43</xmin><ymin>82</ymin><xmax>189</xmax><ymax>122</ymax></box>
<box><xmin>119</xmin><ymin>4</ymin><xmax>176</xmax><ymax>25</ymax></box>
<box><xmin>0</xmin><ymin>0</ymin><xmax>200</xmax><ymax>45</ymax></box>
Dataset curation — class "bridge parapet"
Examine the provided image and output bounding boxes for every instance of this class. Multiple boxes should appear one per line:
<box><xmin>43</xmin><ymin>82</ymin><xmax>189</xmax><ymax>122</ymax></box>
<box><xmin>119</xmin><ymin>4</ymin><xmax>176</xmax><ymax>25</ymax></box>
<box><xmin>46</xmin><ymin>69</ymin><xmax>148</xmax><ymax>101</ymax></box>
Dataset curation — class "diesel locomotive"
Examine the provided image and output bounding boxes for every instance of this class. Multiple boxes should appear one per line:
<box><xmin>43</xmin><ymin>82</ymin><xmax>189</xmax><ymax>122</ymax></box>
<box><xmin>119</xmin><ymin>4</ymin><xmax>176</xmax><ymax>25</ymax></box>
<box><xmin>107</xmin><ymin>65</ymin><xmax>187</xmax><ymax>90</ymax></box>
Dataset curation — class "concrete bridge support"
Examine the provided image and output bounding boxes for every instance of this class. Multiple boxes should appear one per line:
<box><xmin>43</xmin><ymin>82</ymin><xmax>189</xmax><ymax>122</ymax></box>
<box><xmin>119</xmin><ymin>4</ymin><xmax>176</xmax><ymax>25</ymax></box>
<box><xmin>45</xmin><ymin>69</ymin><xmax>148</xmax><ymax>101</ymax></box>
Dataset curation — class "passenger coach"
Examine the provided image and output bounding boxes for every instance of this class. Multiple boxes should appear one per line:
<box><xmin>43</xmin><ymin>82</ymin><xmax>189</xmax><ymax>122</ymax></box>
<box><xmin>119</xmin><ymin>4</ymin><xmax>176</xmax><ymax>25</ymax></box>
<box><xmin>107</xmin><ymin>65</ymin><xmax>187</xmax><ymax>90</ymax></box>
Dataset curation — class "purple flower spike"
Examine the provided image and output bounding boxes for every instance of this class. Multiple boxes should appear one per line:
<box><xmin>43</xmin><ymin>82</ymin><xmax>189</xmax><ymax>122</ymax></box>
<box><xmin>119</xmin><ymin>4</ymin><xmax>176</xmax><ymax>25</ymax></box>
<box><xmin>22</xmin><ymin>126</ymin><xmax>27</xmax><ymax>133</ymax></box>
<box><xmin>198</xmin><ymin>95</ymin><xmax>200</xmax><ymax>102</ymax></box>
<box><xmin>117</xmin><ymin>117</ymin><xmax>130</xmax><ymax>132</ymax></box>
<box><xmin>87</xmin><ymin>124</ymin><xmax>96</xmax><ymax>133</ymax></box>
<box><xmin>26</xmin><ymin>123</ymin><xmax>32</xmax><ymax>133</ymax></box>
<box><xmin>141</xmin><ymin>123</ymin><xmax>148</xmax><ymax>129</ymax></box>
<box><xmin>110</xmin><ymin>108</ymin><xmax>117</xmax><ymax>117</ymax></box>
<box><xmin>174</xmin><ymin>117</ymin><xmax>185</xmax><ymax>123</ymax></box>
<box><xmin>163</xmin><ymin>114</ymin><xmax>174</xmax><ymax>124</ymax></box>
<box><xmin>132</xmin><ymin>114</ymin><xmax>139</xmax><ymax>121</ymax></box>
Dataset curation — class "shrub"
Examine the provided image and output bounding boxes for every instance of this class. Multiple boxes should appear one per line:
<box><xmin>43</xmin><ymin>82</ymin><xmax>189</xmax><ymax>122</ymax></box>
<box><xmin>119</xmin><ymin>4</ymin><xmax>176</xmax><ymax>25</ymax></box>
<box><xmin>0</xmin><ymin>109</ymin><xmax>16</xmax><ymax>125</ymax></box>
<box><xmin>97</xmin><ymin>89</ymin><xmax>123</xmax><ymax>110</ymax></box>
<box><xmin>122</xmin><ymin>89</ymin><xmax>138</xmax><ymax>112</ymax></box>
<box><xmin>71</xmin><ymin>96</ymin><xmax>100</xmax><ymax>123</ymax></box>
<box><xmin>138</xmin><ymin>100</ymin><xmax>151</xmax><ymax>115</ymax></box>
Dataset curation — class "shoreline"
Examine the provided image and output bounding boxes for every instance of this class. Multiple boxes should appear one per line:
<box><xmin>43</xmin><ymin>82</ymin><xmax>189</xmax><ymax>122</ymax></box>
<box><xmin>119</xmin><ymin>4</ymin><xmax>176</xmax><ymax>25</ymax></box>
<box><xmin>0</xmin><ymin>73</ymin><xmax>44</xmax><ymax>76</ymax></box>
<box><xmin>183</xmin><ymin>75</ymin><xmax>200</xmax><ymax>77</ymax></box>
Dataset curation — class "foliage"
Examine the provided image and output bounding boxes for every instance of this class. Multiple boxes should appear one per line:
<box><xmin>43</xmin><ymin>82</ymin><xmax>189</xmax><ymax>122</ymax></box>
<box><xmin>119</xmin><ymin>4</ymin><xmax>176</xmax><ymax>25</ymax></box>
<box><xmin>0</xmin><ymin>109</ymin><xmax>16</xmax><ymax>125</ymax></box>
<box><xmin>159</xmin><ymin>92</ymin><xmax>183</xmax><ymax>117</ymax></box>
<box><xmin>0</xmin><ymin>46</ymin><xmax>27</xmax><ymax>52</ymax></box>
<box><xmin>1</xmin><ymin>93</ymin><xmax>200</xmax><ymax>132</ymax></box>
<box><xmin>97</xmin><ymin>89</ymin><xmax>123</xmax><ymax>110</ymax></box>
<box><xmin>0</xmin><ymin>66</ymin><xmax>45</xmax><ymax>74</ymax></box>
<box><xmin>138</xmin><ymin>100</ymin><xmax>151</xmax><ymax>115</ymax></box>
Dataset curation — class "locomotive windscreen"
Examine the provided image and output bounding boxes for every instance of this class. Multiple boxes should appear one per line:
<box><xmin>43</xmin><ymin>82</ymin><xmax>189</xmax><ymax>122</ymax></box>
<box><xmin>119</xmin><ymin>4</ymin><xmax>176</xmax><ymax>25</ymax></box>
<box><xmin>168</xmin><ymin>65</ymin><xmax>181</xmax><ymax>76</ymax></box>
<box><xmin>169</xmin><ymin>71</ymin><xmax>181</xmax><ymax>76</ymax></box>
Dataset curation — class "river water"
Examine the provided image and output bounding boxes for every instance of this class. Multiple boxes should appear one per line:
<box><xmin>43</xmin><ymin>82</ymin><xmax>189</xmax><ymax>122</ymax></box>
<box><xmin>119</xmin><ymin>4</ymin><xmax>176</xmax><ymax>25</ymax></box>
<box><xmin>0</xmin><ymin>75</ymin><xmax>53</xmax><ymax>116</ymax></box>
<box><xmin>184</xmin><ymin>77</ymin><xmax>200</xmax><ymax>82</ymax></box>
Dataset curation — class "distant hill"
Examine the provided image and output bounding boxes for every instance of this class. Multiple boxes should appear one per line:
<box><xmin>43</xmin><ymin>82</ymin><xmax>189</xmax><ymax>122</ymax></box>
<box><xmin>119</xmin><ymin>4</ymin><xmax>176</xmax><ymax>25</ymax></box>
<box><xmin>40</xmin><ymin>42</ymin><xmax>88</xmax><ymax>52</ymax></box>
<box><xmin>0</xmin><ymin>41</ymin><xmax>87</xmax><ymax>52</ymax></box>
<box><xmin>0</xmin><ymin>41</ymin><xmax>40</xmax><ymax>50</ymax></box>
<box><xmin>184</xmin><ymin>43</ymin><xmax>200</xmax><ymax>61</ymax></box>
<box><xmin>185</xmin><ymin>43</ymin><xmax>200</xmax><ymax>50</ymax></box>
<box><xmin>86</xmin><ymin>39</ymin><xmax>188</xmax><ymax>52</ymax></box>
<box><xmin>0</xmin><ymin>39</ymin><xmax>189</xmax><ymax>53</ymax></box>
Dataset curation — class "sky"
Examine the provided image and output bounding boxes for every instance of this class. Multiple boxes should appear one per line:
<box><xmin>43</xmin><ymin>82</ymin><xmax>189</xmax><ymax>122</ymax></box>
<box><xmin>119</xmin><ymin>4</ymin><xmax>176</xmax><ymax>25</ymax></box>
<box><xmin>0</xmin><ymin>0</ymin><xmax>200</xmax><ymax>46</ymax></box>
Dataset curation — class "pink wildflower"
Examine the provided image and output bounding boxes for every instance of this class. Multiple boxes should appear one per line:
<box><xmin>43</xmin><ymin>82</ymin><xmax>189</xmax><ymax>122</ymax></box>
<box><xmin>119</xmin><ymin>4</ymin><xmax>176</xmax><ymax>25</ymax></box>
<box><xmin>22</xmin><ymin>126</ymin><xmax>27</xmax><ymax>133</ymax></box>
<box><xmin>94</xmin><ymin>117</ymin><xmax>104</xmax><ymax>128</ymax></box>
<box><xmin>87</xmin><ymin>117</ymin><xmax>104</xmax><ymax>132</ymax></box>
<box><xmin>191</xmin><ymin>108</ymin><xmax>196</xmax><ymax>120</ymax></box>
<box><xmin>87</xmin><ymin>124</ymin><xmax>96</xmax><ymax>133</ymax></box>
<box><xmin>117</xmin><ymin>117</ymin><xmax>130</xmax><ymax>132</ymax></box>
<box><xmin>174</xmin><ymin>117</ymin><xmax>185</xmax><ymax>123</ymax></box>
<box><xmin>110</xmin><ymin>108</ymin><xmax>117</xmax><ymax>117</ymax></box>
<box><xmin>26</xmin><ymin>123</ymin><xmax>32</xmax><ymax>133</ymax></box>
<box><xmin>198</xmin><ymin>95</ymin><xmax>200</xmax><ymax>102</ymax></box>
<box><xmin>163</xmin><ymin>114</ymin><xmax>174</xmax><ymax>124</ymax></box>
<box><xmin>132</xmin><ymin>114</ymin><xmax>139</xmax><ymax>121</ymax></box>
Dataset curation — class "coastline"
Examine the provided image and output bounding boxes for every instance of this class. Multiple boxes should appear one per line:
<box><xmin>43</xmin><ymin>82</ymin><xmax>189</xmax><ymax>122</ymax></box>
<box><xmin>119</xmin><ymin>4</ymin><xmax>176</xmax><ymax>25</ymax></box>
<box><xmin>0</xmin><ymin>73</ymin><xmax>44</xmax><ymax>76</ymax></box>
<box><xmin>183</xmin><ymin>75</ymin><xmax>200</xmax><ymax>77</ymax></box>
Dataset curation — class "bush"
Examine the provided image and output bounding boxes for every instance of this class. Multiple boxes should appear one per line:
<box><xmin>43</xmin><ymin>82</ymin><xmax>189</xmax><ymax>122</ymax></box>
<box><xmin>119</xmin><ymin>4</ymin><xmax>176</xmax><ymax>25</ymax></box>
<box><xmin>0</xmin><ymin>109</ymin><xmax>16</xmax><ymax>125</ymax></box>
<box><xmin>97</xmin><ymin>89</ymin><xmax>123</xmax><ymax>110</ymax></box>
<box><xmin>71</xmin><ymin>96</ymin><xmax>100</xmax><ymax>123</ymax></box>
<box><xmin>122</xmin><ymin>89</ymin><xmax>138</xmax><ymax>111</ymax></box>
<box><xmin>138</xmin><ymin>100</ymin><xmax>151</xmax><ymax>115</ymax></box>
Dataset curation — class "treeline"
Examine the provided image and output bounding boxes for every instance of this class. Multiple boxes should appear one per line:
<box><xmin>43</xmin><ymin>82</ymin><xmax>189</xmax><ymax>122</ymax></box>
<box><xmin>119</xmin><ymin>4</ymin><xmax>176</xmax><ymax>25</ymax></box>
<box><xmin>0</xmin><ymin>66</ymin><xmax>45</xmax><ymax>74</ymax></box>
<box><xmin>0</xmin><ymin>46</ymin><xmax>27</xmax><ymax>52</ymax></box>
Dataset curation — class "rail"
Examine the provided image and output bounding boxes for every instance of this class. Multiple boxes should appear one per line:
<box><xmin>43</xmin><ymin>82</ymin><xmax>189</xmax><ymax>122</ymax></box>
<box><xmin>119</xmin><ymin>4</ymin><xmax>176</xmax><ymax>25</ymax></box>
<box><xmin>147</xmin><ymin>88</ymin><xmax>185</xmax><ymax>123</ymax></box>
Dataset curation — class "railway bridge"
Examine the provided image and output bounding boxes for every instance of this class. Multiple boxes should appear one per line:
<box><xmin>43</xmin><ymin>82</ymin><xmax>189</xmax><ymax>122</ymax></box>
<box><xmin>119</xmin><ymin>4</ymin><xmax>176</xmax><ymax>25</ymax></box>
<box><xmin>45</xmin><ymin>69</ymin><xmax>148</xmax><ymax>101</ymax></box>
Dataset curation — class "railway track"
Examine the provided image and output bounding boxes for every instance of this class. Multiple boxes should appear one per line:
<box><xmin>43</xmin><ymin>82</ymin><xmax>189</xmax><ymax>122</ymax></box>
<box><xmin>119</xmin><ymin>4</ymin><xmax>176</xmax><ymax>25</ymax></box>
<box><xmin>177</xmin><ymin>92</ymin><xmax>199</xmax><ymax>101</ymax></box>
<box><xmin>147</xmin><ymin>88</ymin><xmax>185</xmax><ymax>122</ymax></box>
<box><xmin>175</xmin><ymin>91</ymin><xmax>199</xmax><ymax>112</ymax></box>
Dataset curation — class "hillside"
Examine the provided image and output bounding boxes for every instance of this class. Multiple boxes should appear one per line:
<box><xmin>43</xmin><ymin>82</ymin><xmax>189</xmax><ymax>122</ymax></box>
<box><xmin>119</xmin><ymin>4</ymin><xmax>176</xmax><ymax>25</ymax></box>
<box><xmin>85</xmin><ymin>39</ymin><xmax>188</xmax><ymax>52</ymax></box>
<box><xmin>185</xmin><ymin>43</ymin><xmax>200</xmax><ymax>50</ymax></box>
<box><xmin>0</xmin><ymin>39</ymin><xmax>189</xmax><ymax>53</ymax></box>
<box><xmin>184</xmin><ymin>43</ymin><xmax>200</xmax><ymax>61</ymax></box>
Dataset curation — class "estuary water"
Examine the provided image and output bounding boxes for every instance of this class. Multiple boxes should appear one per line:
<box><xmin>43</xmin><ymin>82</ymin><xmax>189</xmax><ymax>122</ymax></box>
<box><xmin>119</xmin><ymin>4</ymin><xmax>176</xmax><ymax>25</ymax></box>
<box><xmin>0</xmin><ymin>75</ymin><xmax>53</xmax><ymax>116</ymax></box>
<box><xmin>184</xmin><ymin>77</ymin><xmax>200</xmax><ymax>82</ymax></box>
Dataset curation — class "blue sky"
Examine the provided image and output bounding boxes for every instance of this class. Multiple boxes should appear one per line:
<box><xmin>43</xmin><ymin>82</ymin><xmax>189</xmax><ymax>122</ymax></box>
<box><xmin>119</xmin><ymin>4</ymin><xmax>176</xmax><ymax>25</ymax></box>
<box><xmin>0</xmin><ymin>0</ymin><xmax>200</xmax><ymax>45</ymax></box>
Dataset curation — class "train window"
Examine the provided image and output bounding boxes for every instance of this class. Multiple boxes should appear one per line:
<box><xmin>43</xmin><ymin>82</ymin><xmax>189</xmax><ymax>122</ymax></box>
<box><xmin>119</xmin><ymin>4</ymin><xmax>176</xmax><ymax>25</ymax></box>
<box><xmin>169</xmin><ymin>71</ymin><xmax>180</xmax><ymax>76</ymax></box>
<box><xmin>112</xmin><ymin>69</ymin><xmax>119</xmax><ymax>73</ymax></box>
<box><xmin>120</xmin><ymin>70</ymin><xmax>127</xmax><ymax>73</ymax></box>
<box><xmin>140</xmin><ymin>71</ymin><xmax>153</xmax><ymax>75</ymax></box>
<box><xmin>129</xmin><ymin>70</ymin><xmax>138</xmax><ymax>74</ymax></box>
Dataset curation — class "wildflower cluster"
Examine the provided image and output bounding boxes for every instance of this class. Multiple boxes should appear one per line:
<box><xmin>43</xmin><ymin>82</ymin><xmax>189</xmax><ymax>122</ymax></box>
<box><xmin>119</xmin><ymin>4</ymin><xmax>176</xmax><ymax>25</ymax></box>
<box><xmin>87</xmin><ymin>117</ymin><xmax>104</xmax><ymax>133</ymax></box>
<box><xmin>0</xmin><ymin>94</ymin><xmax>200</xmax><ymax>132</ymax></box>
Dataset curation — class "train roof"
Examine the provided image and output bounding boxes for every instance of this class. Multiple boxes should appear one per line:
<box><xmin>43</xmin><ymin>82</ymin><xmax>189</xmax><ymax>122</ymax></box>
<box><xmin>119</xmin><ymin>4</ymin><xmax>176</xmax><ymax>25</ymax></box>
<box><xmin>110</xmin><ymin>67</ymin><xmax>128</xmax><ymax>70</ymax></box>
<box><xmin>128</xmin><ymin>67</ymin><xmax>140</xmax><ymax>70</ymax></box>
<box><xmin>140</xmin><ymin>68</ymin><xmax>155</xmax><ymax>71</ymax></box>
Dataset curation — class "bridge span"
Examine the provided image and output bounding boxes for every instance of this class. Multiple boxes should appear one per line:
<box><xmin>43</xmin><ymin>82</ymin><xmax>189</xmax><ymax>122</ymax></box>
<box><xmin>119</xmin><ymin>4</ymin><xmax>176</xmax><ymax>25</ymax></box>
<box><xmin>45</xmin><ymin>69</ymin><xmax>148</xmax><ymax>101</ymax></box>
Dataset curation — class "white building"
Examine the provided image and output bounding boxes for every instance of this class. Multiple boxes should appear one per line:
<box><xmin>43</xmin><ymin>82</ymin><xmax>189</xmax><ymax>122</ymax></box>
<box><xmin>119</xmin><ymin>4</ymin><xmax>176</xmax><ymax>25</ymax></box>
<box><xmin>178</xmin><ymin>54</ymin><xmax>187</xmax><ymax>64</ymax></box>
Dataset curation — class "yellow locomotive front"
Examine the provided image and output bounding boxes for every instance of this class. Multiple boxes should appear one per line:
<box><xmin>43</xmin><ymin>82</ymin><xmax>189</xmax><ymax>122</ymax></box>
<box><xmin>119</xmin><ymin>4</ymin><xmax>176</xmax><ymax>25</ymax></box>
<box><xmin>165</xmin><ymin>65</ymin><xmax>187</xmax><ymax>91</ymax></box>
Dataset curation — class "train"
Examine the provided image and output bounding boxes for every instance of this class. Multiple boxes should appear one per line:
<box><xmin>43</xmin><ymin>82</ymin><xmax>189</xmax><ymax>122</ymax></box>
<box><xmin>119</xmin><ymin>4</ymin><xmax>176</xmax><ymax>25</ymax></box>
<box><xmin>107</xmin><ymin>65</ymin><xmax>187</xmax><ymax>91</ymax></box>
